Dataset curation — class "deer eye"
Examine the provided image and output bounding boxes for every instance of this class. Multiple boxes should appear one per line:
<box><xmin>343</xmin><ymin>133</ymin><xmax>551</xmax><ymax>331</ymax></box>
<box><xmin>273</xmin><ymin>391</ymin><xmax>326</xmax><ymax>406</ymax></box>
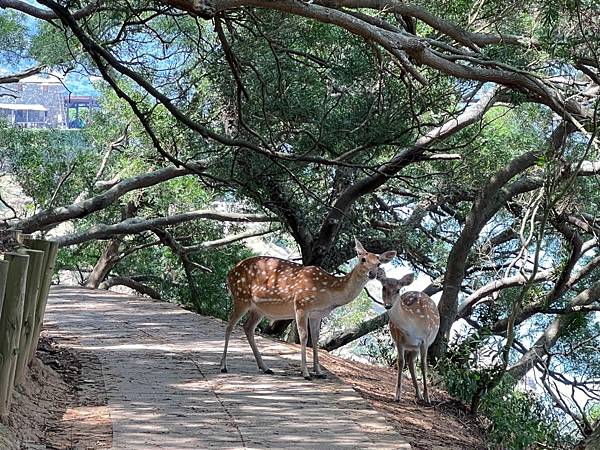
<box><xmin>396</xmin><ymin>289</ymin><xmax>401</xmax><ymax>294</ymax></box>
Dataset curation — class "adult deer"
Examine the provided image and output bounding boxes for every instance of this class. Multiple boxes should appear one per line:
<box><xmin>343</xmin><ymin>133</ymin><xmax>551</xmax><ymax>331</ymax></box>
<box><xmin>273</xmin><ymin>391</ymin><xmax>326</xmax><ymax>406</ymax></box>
<box><xmin>377</xmin><ymin>269</ymin><xmax>440</xmax><ymax>404</ymax></box>
<box><xmin>220</xmin><ymin>238</ymin><xmax>396</xmax><ymax>379</ymax></box>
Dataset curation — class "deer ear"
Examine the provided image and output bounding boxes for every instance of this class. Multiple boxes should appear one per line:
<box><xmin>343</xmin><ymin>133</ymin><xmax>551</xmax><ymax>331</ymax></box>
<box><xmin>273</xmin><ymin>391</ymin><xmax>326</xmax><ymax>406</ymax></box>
<box><xmin>376</xmin><ymin>267</ymin><xmax>387</xmax><ymax>281</ymax></box>
<box><xmin>399</xmin><ymin>273</ymin><xmax>415</xmax><ymax>286</ymax></box>
<box><xmin>379</xmin><ymin>251</ymin><xmax>396</xmax><ymax>264</ymax></box>
<box><xmin>354</xmin><ymin>237</ymin><xmax>366</xmax><ymax>255</ymax></box>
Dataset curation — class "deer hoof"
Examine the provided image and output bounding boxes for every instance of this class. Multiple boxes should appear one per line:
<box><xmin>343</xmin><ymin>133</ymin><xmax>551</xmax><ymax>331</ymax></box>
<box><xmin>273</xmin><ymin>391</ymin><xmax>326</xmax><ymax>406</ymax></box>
<box><xmin>263</xmin><ymin>368</ymin><xmax>274</xmax><ymax>375</ymax></box>
<box><xmin>303</xmin><ymin>375</ymin><xmax>313</xmax><ymax>380</ymax></box>
<box><xmin>221</xmin><ymin>368</ymin><xmax>228</xmax><ymax>373</ymax></box>
<box><xmin>315</xmin><ymin>373</ymin><xmax>327</xmax><ymax>379</ymax></box>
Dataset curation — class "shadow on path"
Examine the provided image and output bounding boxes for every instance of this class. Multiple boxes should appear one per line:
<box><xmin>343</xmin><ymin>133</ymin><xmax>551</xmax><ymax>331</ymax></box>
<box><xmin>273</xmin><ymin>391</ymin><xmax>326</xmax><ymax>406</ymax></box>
<box><xmin>45</xmin><ymin>287</ymin><xmax>410</xmax><ymax>450</ymax></box>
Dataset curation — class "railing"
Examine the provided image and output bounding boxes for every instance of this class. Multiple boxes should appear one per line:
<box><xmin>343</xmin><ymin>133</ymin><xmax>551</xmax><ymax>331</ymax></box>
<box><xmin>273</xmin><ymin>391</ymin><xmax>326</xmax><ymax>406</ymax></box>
<box><xmin>0</xmin><ymin>231</ymin><xmax>58</xmax><ymax>421</ymax></box>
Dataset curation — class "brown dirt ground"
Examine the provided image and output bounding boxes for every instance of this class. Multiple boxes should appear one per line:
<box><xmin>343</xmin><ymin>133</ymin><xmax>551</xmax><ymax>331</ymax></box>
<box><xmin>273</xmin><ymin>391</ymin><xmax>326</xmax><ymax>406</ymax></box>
<box><xmin>321</xmin><ymin>352</ymin><xmax>486</xmax><ymax>450</ymax></box>
<box><xmin>0</xmin><ymin>335</ymin><xmax>111</xmax><ymax>449</ymax></box>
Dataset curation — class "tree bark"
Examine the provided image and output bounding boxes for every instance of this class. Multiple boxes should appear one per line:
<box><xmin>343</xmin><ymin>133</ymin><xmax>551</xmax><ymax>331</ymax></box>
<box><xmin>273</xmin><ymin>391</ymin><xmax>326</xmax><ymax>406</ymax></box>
<box><xmin>429</xmin><ymin>151</ymin><xmax>541</xmax><ymax>362</ymax></box>
<box><xmin>309</xmin><ymin>86</ymin><xmax>501</xmax><ymax>267</ymax></box>
<box><xmin>321</xmin><ymin>313</ymin><xmax>389</xmax><ymax>351</ymax></box>
<box><xmin>99</xmin><ymin>277</ymin><xmax>162</xmax><ymax>300</ymax></box>
<box><xmin>581</xmin><ymin>420</ymin><xmax>600</xmax><ymax>450</ymax></box>
<box><xmin>13</xmin><ymin>161</ymin><xmax>207</xmax><ymax>234</ymax></box>
<box><xmin>57</xmin><ymin>210</ymin><xmax>275</xmax><ymax>247</ymax></box>
<box><xmin>429</xmin><ymin>121</ymin><xmax>575</xmax><ymax>363</ymax></box>
<box><xmin>86</xmin><ymin>238</ymin><xmax>121</xmax><ymax>288</ymax></box>
<box><xmin>506</xmin><ymin>280</ymin><xmax>600</xmax><ymax>382</ymax></box>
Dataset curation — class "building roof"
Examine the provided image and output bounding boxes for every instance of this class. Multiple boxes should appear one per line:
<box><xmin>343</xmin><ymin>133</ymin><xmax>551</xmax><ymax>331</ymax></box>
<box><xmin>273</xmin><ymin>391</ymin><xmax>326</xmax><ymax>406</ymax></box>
<box><xmin>19</xmin><ymin>75</ymin><xmax>63</xmax><ymax>84</ymax></box>
<box><xmin>0</xmin><ymin>103</ymin><xmax>48</xmax><ymax>111</ymax></box>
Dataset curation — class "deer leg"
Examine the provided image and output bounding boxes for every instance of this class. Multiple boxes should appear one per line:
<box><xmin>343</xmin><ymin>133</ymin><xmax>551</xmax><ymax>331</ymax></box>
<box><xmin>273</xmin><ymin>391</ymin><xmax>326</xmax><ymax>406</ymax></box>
<box><xmin>220</xmin><ymin>300</ymin><xmax>249</xmax><ymax>373</ymax></box>
<box><xmin>243</xmin><ymin>310</ymin><xmax>272</xmax><ymax>374</ymax></box>
<box><xmin>309</xmin><ymin>317</ymin><xmax>326</xmax><ymax>378</ymax></box>
<box><xmin>295</xmin><ymin>308</ymin><xmax>311</xmax><ymax>380</ymax></box>
<box><xmin>420</xmin><ymin>343</ymin><xmax>431</xmax><ymax>405</ymax></box>
<box><xmin>395</xmin><ymin>346</ymin><xmax>406</xmax><ymax>402</ymax></box>
<box><xmin>407</xmin><ymin>351</ymin><xmax>422</xmax><ymax>401</ymax></box>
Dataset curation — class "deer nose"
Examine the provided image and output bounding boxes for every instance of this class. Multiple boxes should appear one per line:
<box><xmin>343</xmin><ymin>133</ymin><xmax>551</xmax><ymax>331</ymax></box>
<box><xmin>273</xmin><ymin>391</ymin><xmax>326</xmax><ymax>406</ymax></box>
<box><xmin>384</xmin><ymin>304</ymin><xmax>392</xmax><ymax>310</ymax></box>
<box><xmin>368</xmin><ymin>271</ymin><xmax>377</xmax><ymax>279</ymax></box>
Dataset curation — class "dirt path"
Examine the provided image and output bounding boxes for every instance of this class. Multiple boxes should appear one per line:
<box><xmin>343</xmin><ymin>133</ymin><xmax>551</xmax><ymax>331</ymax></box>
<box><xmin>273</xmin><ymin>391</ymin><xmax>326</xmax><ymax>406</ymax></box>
<box><xmin>45</xmin><ymin>286</ymin><xmax>410</xmax><ymax>450</ymax></box>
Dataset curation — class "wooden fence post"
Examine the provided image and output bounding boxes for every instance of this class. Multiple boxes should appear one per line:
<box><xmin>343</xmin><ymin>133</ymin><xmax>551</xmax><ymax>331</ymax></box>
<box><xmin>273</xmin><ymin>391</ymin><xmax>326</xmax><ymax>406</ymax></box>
<box><xmin>23</xmin><ymin>239</ymin><xmax>58</xmax><ymax>365</ymax></box>
<box><xmin>14</xmin><ymin>248</ymin><xmax>45</xmax><ymax>385</ymax></box>
<box><xmin>0</xmin><ymin>252</ymin><xmax>29</xmax><ymax>421</ymax></box>
<box><xmin>0</xmin><ymin>260</ymin><xmax>9</xmax><ymax>319</ymax></box>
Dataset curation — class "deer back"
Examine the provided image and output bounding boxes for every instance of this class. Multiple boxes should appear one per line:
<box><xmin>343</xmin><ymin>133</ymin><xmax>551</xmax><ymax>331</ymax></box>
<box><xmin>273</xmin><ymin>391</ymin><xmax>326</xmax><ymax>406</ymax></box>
<box><xmin>227</xmin><ymin>256</ymin><xmax>344</xmax><ymax>302</ymax></box>
<box><xmin>388</xmin><ymin>291</ymin><xmax>440</xmax><ymax>349</ymax></box>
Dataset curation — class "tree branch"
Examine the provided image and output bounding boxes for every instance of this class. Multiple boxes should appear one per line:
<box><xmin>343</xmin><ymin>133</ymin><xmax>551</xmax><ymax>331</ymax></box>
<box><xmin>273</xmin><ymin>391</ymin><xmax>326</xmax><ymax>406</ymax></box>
<box><xmin>12</xmin><ymin>161</ymin><xmax>207</xmax><ymax>233</ymax></box>
<box><xmin>56</xmin><ymin>210</ymin><xmax>277</xmax><ymax>247</ymax></box>
<box><xmin>0</xmin><ymin>65</ymin><xmax>45</xmax><ymax>84</ymax></box>
<box><xmin>183</xmin><ymin>227</ymin><xmax>276</xmax><ymax>252</ymax></box>
<box><xmin>507</xmin><ymin>280</ymin><xmax>600</xmax><ymax>382</ymax></box>
<box><xmin>98</xmin><ymin>276</ymin><xmax>162</xmax><ymax>300</ymax></box>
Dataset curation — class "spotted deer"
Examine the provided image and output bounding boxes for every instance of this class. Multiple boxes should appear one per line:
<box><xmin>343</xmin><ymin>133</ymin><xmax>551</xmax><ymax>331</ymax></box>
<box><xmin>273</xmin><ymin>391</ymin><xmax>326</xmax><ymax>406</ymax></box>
<box><xmin>220</xmin><ymin>238</ymin><xmax>396</xmax><ymax>379</ymax></box>
<box><xmin>377</xmin><ymin>269</ymin><xmax>440</xmax><ymax>404</ymax></box>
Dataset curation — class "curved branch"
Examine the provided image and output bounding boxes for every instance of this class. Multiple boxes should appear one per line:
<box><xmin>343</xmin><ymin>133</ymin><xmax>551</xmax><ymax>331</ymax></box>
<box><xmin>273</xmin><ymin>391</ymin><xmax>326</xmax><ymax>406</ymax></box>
<box><xmin>57</xmin><ymin>211</ymin><xmax>277</xmax><ymax>247</ymax></box>
<box><xmin>184</xmin><ymin>227</ymin><xmax>276</xmax><ymax>252</ymax></box>
<box><xmin>12</xmin><ymin>161</ymin><xmax>207</xmax><ymax>233</ymax></box>
<box><xmin>507</xmin><ymin>280</ymin><xmax>600</xmax><ymax>382</ymax></box>
<box><xmin>0</xmin><ymin>0</ymin><xmax>103</xmax><ymax>20</ymax></box>
<box><xmin>321</xmin><ymin>312</ymin><xmax>388</xmax><ymax>351</ymax></box>
<box><xmin>310</xmin><ymin>85</ymin><xmax>501</xmax><ymax>265</ymax></box>
<box><xmin>209</xmin><ymin>0</ymin><xmax>583</xmax><ymax>119</ymax></box>
<box><xmin>98</xmin><ymin>276</ymin><xmax>162</xmax><ymax>300</ymax></box>
<box><xmin>0</xmin><ymin>66</ymin><xmax>45</xmax><ymax>84</ymax></box>
<box><xmin>429</xmin><ymin>121</ymin><xmax>576</xmax><ymax>362</ymax></box>
<box><xmin>457</xmin><ymin>269</ymin><xmax>554</xmax><ymax>319</ymax></box>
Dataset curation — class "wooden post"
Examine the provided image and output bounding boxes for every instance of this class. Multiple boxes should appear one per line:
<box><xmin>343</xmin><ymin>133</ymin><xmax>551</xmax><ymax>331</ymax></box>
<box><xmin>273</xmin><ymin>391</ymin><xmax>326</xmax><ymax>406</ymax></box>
<box><xmin>14</xmin><ymin>248</ymin><xmax>45</xmax><ymax>385</ymax></box>
<box><xmin>0</xmin><ymin>260</ymin><xmax>9</xmax><ymax>319</ymax></box>
<box><xmin>23</xmin><ymin>239</ymin><xmax>58</xmax><ymax>364</ymax></box>
<box><xmin>0</xmin><ymin>252</ymin><xmax>29</xmax><ymax>421</ymax></box>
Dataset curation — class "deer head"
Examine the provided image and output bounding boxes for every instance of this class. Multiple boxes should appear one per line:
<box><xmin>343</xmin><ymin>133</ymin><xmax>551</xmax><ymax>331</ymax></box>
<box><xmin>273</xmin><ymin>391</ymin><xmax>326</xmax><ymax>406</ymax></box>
<box><xmin>379</xmin><ymin>272</ymin><xmax>415</xmax><ymax>309</ymax></box>
<box><xmin>353</xmin><ymin>237</ymin><xmax>396</xmax><ymax>280</ymax></box>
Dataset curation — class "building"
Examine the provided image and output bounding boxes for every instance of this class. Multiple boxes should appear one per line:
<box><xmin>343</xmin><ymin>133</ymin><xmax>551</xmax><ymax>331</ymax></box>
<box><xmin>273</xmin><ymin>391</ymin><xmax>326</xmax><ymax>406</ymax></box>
<box><xmin>0</xmin><ymin>75</ymin><xmax>98</xmax><ymax>129</ymax></box>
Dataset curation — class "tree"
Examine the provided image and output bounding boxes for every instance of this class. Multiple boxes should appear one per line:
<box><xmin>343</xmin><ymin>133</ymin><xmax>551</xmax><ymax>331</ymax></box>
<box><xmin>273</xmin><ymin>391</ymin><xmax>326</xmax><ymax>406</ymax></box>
<box><xmin>1</xmin><ymin>0</ymin><xmax>599</xmax><ymax>445</ymax></box>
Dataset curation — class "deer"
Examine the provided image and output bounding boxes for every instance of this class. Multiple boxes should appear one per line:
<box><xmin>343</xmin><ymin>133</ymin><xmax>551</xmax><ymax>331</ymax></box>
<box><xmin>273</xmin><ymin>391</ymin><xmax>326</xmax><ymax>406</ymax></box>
<box><xmin>220</xmin><ymin>238</ymin><xmax>396</xmax><ymax>380</ymax></box>
<box><xmin>376</xmin><ymin>268</ymin><xmax>440</xmax><ymax>404</ymax></box>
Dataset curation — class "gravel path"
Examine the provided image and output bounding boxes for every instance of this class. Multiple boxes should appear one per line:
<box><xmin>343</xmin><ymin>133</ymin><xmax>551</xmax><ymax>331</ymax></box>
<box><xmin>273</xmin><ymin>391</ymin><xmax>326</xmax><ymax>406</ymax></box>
<box><xmin>45</xmin><ymin>286</ymin><xmax>411</xmax><ymax>450</ymax></box>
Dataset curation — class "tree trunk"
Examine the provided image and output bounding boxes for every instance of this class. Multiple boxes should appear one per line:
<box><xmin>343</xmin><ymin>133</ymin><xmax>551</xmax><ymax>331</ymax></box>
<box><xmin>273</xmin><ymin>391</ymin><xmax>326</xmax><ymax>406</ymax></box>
<box><xmin>429</xmin><ymin>150</ymin><xmax>541</xmax><ymax>363</ymax></box>
<box><xmin>582</xmin><ymin>420</ymin><xmax>600</xmax><ymax>450</ymax></box>
<box><xmin>86</xmin><ymin>239</ymin><xmax>121</xmax><ymax>288</ymax></box>
<box><xmin>430</xmin><ymin>122</ymin><xmax>576</xmax><ymax>363</ymax></box>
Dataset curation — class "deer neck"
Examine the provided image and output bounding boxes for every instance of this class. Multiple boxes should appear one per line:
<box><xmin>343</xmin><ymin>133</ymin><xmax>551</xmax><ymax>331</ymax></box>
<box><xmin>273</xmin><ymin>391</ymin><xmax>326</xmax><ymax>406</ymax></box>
<box><xmin>389</xmin><ymin>301</ymin><xmax>406</xmax><ymax>325</ymax></box>
<box><xmin>334</xmin><ymin>265</ymin><xmax>369</xmax><ymax>306</ymax></box>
